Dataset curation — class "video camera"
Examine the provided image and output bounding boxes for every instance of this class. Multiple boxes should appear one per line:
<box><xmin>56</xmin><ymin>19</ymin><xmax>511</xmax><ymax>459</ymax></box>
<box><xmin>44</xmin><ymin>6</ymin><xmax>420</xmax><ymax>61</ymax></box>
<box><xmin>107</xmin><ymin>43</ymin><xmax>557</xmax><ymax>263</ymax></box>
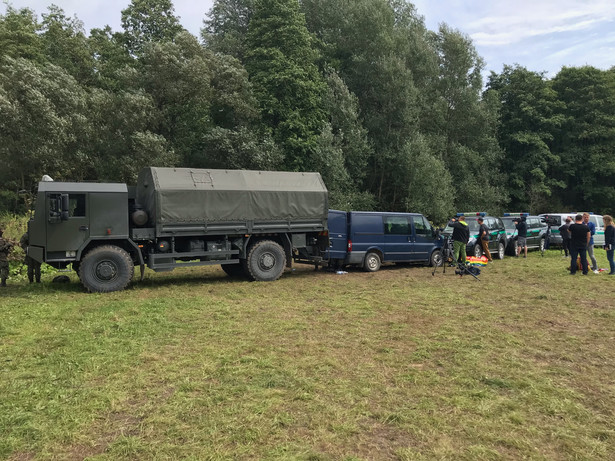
<box><xmin>542</xmin><ymin>215</ymin><xmax>559</xmax><ymax>226</ymax></box>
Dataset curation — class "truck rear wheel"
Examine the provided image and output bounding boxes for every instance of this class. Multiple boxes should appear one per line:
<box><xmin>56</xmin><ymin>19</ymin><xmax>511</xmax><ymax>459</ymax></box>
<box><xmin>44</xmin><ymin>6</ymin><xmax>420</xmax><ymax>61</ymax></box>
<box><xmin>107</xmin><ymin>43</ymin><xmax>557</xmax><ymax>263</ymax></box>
<box><xmin>244</xmin><ymin>240</ymin><xmax>286</xmax><ymax>282</ymax></box>
<box><xmin>79</xmin><ymin>245</ymin><xmax>134</xmax><ymax>293</ymax></box>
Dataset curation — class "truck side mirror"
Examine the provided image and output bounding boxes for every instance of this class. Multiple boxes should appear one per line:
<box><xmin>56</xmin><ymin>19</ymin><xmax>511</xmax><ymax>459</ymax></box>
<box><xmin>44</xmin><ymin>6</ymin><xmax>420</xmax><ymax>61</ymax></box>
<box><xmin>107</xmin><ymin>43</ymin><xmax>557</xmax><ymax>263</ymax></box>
<box><xmin>60</xmin><ymin>194</ymin><xmax>70</xmax><ymax>221</ymax></box>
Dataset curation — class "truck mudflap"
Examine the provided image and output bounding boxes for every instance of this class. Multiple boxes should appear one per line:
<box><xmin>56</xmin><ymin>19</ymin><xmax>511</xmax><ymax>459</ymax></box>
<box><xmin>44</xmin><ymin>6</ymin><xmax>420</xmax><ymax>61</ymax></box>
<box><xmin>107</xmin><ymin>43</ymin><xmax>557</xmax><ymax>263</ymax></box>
<box><xmin>125</xmin><ymin>239</ymin><xmax>145</xmax><ymax>281</ymax></box>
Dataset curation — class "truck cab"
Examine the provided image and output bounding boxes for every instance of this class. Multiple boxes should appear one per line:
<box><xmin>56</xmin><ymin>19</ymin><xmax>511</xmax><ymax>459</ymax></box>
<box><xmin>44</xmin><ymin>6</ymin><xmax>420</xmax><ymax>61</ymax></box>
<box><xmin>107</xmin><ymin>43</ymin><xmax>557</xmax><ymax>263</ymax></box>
<box><xmin>28</xmin><ymin>182</ymin><xmax>130</xmax><ymax>268</ymax></box>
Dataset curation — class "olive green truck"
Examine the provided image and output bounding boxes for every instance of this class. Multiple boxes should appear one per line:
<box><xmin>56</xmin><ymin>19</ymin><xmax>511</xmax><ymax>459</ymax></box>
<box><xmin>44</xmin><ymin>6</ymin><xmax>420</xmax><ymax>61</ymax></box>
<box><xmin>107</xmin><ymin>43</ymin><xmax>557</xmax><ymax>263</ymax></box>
<box><xmin>26</xmin><ymin>167</ymin><xmax>329</xmax><ymax>292</ymax></box>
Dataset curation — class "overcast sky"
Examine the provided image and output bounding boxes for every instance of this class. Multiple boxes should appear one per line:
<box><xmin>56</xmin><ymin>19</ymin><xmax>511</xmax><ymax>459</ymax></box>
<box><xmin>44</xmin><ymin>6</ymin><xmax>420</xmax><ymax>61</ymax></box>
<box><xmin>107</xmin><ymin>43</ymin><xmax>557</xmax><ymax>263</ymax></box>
<box><xmin>5</xmin><ymin>0</ymin><xmax>615</xmax><ymax>78</ymax></box>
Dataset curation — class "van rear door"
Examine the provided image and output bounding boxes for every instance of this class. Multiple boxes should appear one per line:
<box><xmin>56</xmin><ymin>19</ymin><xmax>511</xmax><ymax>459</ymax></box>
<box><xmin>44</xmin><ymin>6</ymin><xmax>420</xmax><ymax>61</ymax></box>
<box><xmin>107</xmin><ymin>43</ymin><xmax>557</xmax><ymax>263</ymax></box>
<box><xmin>327</xmin><ymin>210</ymin><xmax>348</xmax><ymax>261</ymax></box>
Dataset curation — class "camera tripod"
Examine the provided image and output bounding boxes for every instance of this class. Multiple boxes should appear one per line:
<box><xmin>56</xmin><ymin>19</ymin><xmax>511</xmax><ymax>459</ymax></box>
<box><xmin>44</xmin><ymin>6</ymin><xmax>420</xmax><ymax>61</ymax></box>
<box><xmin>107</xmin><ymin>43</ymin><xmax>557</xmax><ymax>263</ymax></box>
<box><xmin>432</xmin><ymin>235</ymin><xmax>480</xmax><ymax>281</ymax></box>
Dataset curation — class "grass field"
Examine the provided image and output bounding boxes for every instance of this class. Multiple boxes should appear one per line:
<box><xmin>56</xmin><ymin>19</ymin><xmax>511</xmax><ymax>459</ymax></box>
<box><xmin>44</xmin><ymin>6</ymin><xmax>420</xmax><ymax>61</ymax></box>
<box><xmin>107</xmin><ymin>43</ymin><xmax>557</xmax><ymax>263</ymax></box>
<box><xmin>1</xmin><ymin>250</ymin><xmax>614</xmax><ymax>460</ymax></box>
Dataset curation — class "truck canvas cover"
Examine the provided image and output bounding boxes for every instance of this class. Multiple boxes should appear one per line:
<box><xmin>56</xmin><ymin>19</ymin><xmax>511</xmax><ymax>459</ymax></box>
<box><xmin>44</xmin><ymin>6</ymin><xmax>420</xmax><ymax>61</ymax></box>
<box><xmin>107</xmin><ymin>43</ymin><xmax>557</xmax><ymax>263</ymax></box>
<box><xmin>136</xmin><ymin>167</ymin><xmax>328</xmax><ymax>225</ymax></box>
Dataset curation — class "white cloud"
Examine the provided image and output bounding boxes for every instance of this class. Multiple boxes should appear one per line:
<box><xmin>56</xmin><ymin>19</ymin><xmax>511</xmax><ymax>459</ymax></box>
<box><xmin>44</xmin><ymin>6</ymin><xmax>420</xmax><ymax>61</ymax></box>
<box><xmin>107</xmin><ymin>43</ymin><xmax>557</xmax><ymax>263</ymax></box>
<box><xmin>466</xmin><ymin>0</ymin><xmax>615</xmax><ymax>46</ymax></box>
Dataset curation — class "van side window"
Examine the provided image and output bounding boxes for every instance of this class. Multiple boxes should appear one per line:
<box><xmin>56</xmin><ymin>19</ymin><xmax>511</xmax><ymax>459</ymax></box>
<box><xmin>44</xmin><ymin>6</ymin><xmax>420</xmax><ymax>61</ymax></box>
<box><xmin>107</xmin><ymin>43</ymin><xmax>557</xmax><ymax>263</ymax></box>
<box><xmin>384</xmin><ymin>216</ymin><xmax>410</xmax><ymax>235</ymax></box>
<box><xmin>413</xmin><ymin>216</ymin><xmax>431</xmax><ymax>235</ymax></box>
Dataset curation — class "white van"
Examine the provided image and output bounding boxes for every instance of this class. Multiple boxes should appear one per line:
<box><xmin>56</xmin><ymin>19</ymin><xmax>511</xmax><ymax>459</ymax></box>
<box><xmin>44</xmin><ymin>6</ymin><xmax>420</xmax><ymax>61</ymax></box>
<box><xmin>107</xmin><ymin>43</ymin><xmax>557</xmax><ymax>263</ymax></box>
<box><xmin>540</xmin><ymin>213</ymin><xmax>604</xmax><ymax>246</ymax></box>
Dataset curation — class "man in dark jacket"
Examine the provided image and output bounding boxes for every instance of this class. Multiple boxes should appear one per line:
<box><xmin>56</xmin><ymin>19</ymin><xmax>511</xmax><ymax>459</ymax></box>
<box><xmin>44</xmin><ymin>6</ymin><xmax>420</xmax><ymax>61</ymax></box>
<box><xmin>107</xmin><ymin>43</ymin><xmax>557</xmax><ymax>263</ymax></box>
<box><xmin>569</xmin><ymin>214</ymin><xmax>590</xmax><ymax>275</ymax></box>
<box><xmin>448</xmin><ymin>215</ymin><xmax>469</xmax><ymax>265</ymax></box>
<box><xmin>559</xmin><ymin>217</ymin><xmax>572</xmax><ymax>257</ymax></box>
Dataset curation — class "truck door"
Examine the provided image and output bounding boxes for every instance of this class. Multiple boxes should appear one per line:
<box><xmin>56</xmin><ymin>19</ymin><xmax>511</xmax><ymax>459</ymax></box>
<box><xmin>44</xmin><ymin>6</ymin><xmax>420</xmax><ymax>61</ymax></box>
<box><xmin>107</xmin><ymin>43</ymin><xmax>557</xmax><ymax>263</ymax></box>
<box><xmin>411</xmin><ymin>215</ymin><xmax>434</xmax><ymax>262</ymax></box>
<box><xmin>383</xmin><ymin>215</ymin><xmax>412</xmax><ymax>262</ymax></box>
<box><xmin>45</xmin><ymin>192</ymin><xmax>90</xmax><ymax>258</ymax></box>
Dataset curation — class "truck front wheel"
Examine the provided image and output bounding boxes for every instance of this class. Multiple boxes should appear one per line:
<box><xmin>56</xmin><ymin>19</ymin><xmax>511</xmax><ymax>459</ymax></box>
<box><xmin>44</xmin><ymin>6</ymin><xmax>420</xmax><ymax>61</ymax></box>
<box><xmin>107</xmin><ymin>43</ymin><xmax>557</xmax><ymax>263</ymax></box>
<box><xmin>244</xmin><ymin>240</ymin><xmax>286</xmax><ymax>282</ymax></box>
<box><xmin>79</xmin><ymin>245</ymin><xmax>134</xmax><ymax>293</ymax></box>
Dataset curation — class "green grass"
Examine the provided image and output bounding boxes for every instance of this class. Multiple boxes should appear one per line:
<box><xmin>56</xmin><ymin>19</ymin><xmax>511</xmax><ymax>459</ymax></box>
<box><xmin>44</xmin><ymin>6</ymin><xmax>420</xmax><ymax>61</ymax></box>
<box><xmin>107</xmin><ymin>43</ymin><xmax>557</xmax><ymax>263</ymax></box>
<box><xmin>1</xmin><ymin>250</ymin><xmax>615</xmax><ymax>460</ymax></box>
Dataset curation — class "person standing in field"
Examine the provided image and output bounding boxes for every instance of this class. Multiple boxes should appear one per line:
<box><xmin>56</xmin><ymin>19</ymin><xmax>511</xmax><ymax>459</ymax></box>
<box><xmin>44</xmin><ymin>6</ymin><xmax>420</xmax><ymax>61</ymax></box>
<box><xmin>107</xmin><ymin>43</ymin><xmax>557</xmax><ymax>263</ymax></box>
<box><xmin>20</xmin><ymin>232</ymin><xmax>41</xmax><ymax>283</ymax></box>
<box><xmin>477</xmin><ymin>217</ymin><xmax>492</xmax><ymax>262</ymax></box>
<box><xmin>583</xmin><ymin>213</ymin><xmax>598</xmax><ymax>273</ymax></box>
<box><xmin>0</xmin><ymin>228</ymin><xmax>13</xmax><ymax>287</ymax></box>
<box><xmin>448</xmin><ymin>215</ymin><xmax>469</xmax><ymax>265</ymax></box>
<box><xmin>515</xmin><ymin>216</ymin><xmax>528</xmax><ymax>258</ymax></box>
<box><xmin>569</xmin><ymin>214</ymin><xmax>590</xmax><ymax>275</ymax></box>
<box><xmin>603</xmin><ymin>215</ymin><xmax>615</xmax><ymax>275</ymax></box>
<box><xmin>559</xmin><ymin>217</ymin><xmax>572</xmax><ymax>257</ymax></box>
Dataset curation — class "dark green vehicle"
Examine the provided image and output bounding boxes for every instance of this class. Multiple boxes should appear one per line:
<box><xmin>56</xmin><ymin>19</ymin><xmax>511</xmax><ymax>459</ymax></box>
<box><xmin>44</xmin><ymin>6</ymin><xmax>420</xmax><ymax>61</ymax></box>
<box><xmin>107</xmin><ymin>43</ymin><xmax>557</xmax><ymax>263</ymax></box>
<box><xmin>443</xmin><ymin>213</ymin><xmax>508</xmax><ymax>259</ymax></box>
<box><xmin>26</xmin><ymin>168</ymin><xmax>330</xmax><ymax>292</ymax></box>
<box><xmin>500</xmin><ymin>214</ymin><xmax>549</xmax><ymax>255</ymax></box>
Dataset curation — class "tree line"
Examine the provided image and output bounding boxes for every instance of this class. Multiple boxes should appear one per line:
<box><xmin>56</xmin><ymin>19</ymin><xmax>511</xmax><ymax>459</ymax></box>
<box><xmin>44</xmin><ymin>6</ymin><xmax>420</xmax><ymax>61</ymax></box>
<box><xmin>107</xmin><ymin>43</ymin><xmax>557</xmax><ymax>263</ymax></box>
<box><xmin>1</xmin><ymin>0</ymin><xmax>614</xmax><ymax>223</ymax></box>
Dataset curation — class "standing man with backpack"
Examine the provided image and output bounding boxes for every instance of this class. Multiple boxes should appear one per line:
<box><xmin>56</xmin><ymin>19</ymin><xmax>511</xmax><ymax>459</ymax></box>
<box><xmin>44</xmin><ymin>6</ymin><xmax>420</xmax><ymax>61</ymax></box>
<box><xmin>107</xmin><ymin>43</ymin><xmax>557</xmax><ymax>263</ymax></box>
<box><xmin>448</xmin><ymin>215</ymin><xmax>470</xmax><ymax>265</ymax></box>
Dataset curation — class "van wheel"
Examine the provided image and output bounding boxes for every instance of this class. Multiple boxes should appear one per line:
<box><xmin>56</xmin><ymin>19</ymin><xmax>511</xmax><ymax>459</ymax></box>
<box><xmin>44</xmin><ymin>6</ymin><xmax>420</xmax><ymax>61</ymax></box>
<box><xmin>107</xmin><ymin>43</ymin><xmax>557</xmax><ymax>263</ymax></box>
<box><xmin>364</xmin><ymin>252</ymin><xmax>381</xmax><ymax>272</ymax></box>
<box><xmin>473</xmin><ymin>244</ymin><xmax>483</xmax><ymax>258</ymax></box>
<box><xmin>79</xmin><ymin>245</ymin><xmax>134</xmax><ymax>293</ymax></box>
<box><xmin>430</xmin><ymin>249</ymin><xmax>442</xmax><ymax>267</ymax></box>
<box><xmin>244</xmin><ymin>240</ymin><xmax>286</xmax><ymax>282</ymax></box>
<box><xmin>497</xmin><ymin>242</ymin><xmax>505</xmax><ymax>259</ymax></box>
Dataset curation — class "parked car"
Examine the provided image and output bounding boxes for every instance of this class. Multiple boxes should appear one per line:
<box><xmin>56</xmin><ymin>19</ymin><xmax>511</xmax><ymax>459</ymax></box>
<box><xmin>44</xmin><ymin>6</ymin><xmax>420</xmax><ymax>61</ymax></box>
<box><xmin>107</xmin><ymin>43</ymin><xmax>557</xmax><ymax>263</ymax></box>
<box><xmin>442</xmin><ymin>213</ymin><xmax>507</xmax><ymax>259</ymax></box>
<box><xmin>327</xmin><ymin>210</ymin><xmax>442</xmax><ymax>271</ymax></box>
<box><xmin>500</xmin><ymin>213</ymin><xmax>549</xmax><ymax>255</ymax></box>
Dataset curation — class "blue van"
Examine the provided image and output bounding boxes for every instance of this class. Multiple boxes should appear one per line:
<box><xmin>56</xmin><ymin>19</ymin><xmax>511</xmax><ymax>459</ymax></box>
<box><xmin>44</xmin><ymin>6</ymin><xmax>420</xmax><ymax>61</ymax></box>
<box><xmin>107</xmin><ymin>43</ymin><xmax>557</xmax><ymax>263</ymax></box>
<box><xmin>327</xmin><ymin>210</ymin><xmax>442</xmax><ymax>271</ymax></box>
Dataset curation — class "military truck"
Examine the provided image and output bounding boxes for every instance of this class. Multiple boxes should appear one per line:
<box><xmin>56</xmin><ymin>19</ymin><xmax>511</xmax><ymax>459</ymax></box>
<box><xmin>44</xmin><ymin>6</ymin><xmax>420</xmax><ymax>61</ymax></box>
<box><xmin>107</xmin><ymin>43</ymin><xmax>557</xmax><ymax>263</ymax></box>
<box><xmin>26</xmin><ymin>167</ymin><xmax>329</xmax><ymax>292</ymax></box>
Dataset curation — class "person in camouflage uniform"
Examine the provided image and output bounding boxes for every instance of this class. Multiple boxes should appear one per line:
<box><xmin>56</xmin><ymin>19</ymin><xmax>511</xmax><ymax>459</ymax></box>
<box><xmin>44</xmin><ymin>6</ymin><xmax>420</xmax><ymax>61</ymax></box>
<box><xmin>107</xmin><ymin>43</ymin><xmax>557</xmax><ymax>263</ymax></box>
<box><xmin>0</xmin><ymin>228</ymin><xmax>12</xmax><ymax>287</ymax></box>
<box><xmin>20</xmin><ymin>232</ymin><xmax>41</xmax><ymax>283</ymax></box>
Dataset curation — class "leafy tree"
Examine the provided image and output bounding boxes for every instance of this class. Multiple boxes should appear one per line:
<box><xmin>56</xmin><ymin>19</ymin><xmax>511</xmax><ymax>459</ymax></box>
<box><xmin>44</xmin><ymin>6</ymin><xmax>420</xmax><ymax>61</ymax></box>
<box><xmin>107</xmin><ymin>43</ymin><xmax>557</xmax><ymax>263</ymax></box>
<box><xmin>486</xmin><ymin>65</ymin><xmax>563</xmax><ymax>213</ymax></box>
<box><xmin>202</xmin><ymin>0</ymin><xmax>254</xmax><ymax>60</ymax></box>
<box><xmin>244</xmin><ymin>0</ymin><xmax>326</xmax><ymax>171</ymax></box>
<box><xmin>88</xmin><ymin>26</ymin><xmax>137</xmax><ymax>91</ymax></box>
<box><xmin>0</xmin><ymin>5</ymin><xmax>42</xmax><ymax>61</ymax></box>
<box><xmin>0</xmin><ymin>58</ymin><xmax>91</xmax><ymax>192</ymax></box>
<box><xmin>426</xmin><ymin>24</ymin><xmax>505</xmax><ymax>212</ymax></box>
<box><xmin>121</xmin><ymin>0</ymin><xmax>184</xmax><ymax>55</ymax></box>
<box><xmin>551</xmin><ymin>66</ymin><xmax>615</xmax><ymax>213</ymax></box>
<box><xmin>140</xmin><ymin>31</ymin><xmax>279</xmax><ymax>170</ymax></box>
<box><xmin>85</xmin><ymin>87</ymin><xmax>177</xmax><ymax>183</ymax></box>
<box><xmin>40</xmin><ymin>5</ymin><xmax>93</xmax><ymax>84</ymax></box>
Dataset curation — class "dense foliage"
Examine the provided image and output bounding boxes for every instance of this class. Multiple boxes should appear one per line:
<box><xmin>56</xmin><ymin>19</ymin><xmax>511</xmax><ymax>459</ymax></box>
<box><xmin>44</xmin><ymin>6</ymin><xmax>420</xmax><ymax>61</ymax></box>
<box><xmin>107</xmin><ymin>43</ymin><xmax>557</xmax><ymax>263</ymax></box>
<box><xmin>1</xmin><ymin>0</ymin><xmax>614</xmax><ymax>221</ymax></box>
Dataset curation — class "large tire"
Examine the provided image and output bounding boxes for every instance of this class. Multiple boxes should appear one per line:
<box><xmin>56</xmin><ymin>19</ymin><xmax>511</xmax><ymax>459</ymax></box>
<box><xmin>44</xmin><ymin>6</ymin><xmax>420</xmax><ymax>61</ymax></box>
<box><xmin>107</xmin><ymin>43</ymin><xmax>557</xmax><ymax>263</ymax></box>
<box><xmin>221</xmin><ymin>262</ymin><xmax>246</xmax><ymax>278</ymax></box>
<box><xmin>363</xmin><ymin>252</ymin><xmax>381</xmax><ymax>272</ymax></box>
<box><xmin>473</xmin><ymin>244</ymin><xmax>483</xmax><ymax>258</ymax></box>
<box><xmin>244</xmin><ymin>240</ymin><xmax>286</xmax><ymax>282</ymax></box>
<box><xmin>496</xmin><ymin>241</ymin><xmax>505</xmax><ymax>260</ymax></box>
<box><xmin>79</xmin><ymin>245</ymin><xmax>134</xmax><ymax>293</ymax></box>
